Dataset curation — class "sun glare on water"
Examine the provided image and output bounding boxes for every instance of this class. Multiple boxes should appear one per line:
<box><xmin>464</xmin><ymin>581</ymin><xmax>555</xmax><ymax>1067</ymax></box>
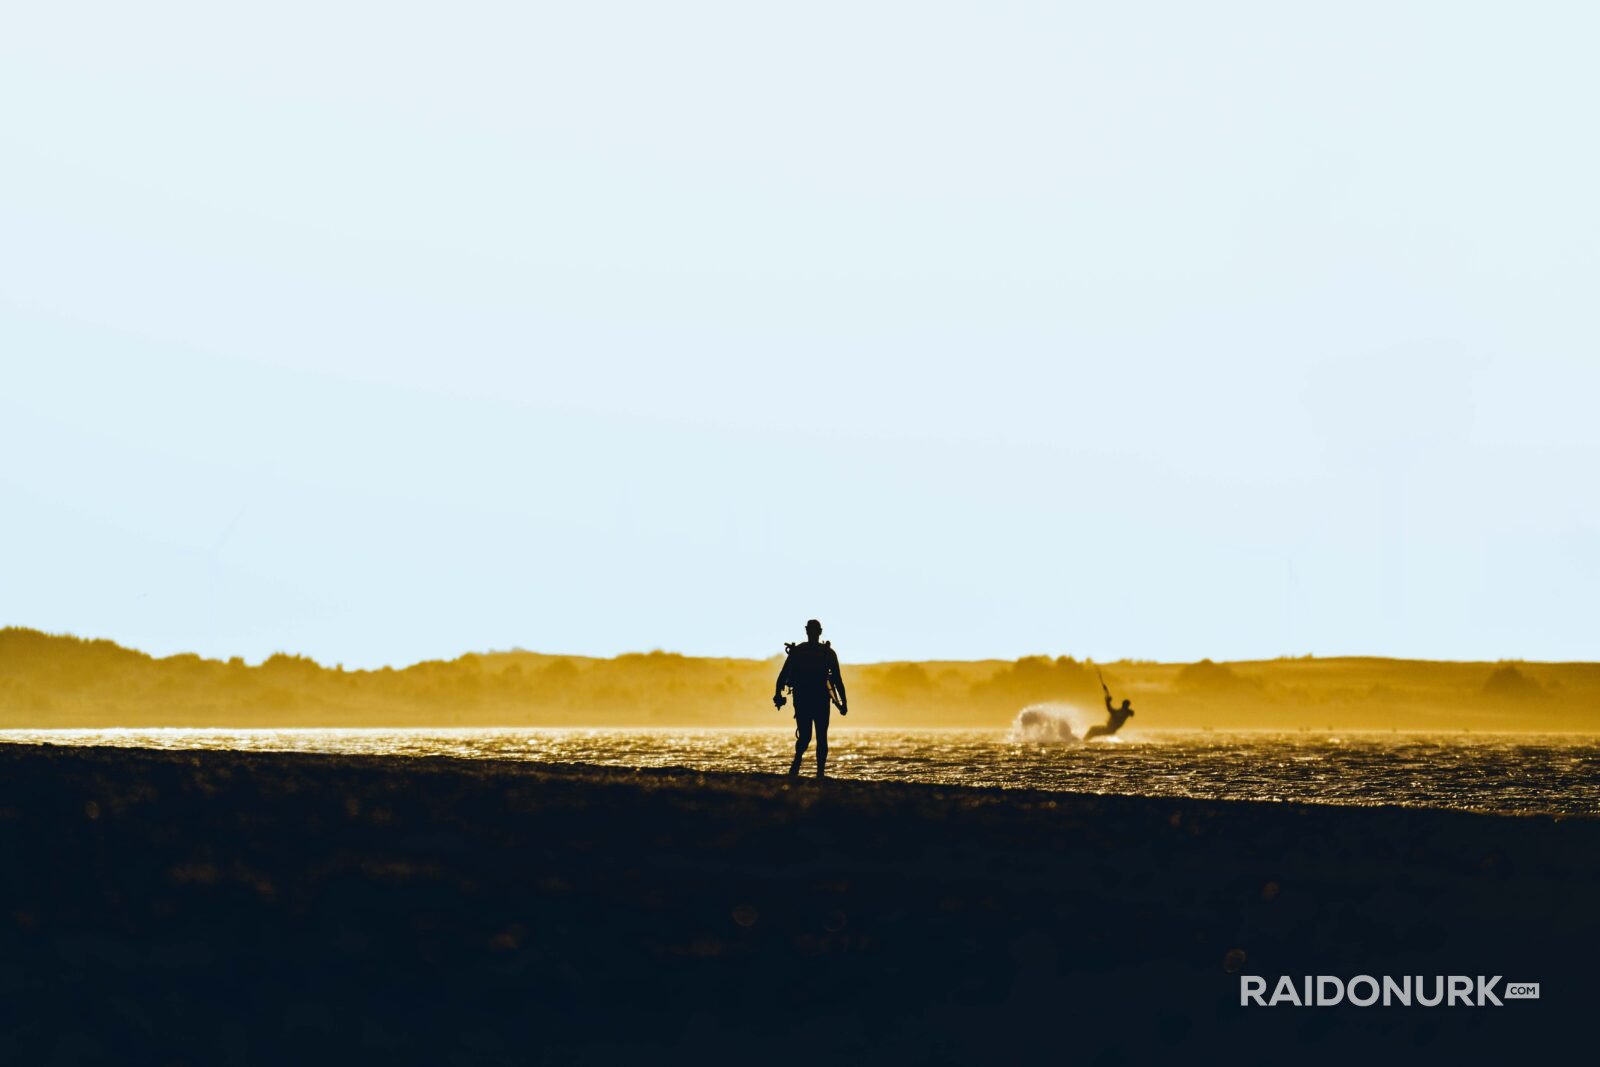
<box><xmin>2</xmin><ymin>726</ymin><xmax>1594</xmax><ymax>815</ymax></box>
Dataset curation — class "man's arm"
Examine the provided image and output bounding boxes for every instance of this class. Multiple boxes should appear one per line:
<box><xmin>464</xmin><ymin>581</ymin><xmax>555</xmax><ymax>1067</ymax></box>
<box><xmin>1105</xmin><ymin>692</ymin><xmax>1114</xmax><ymax>713</ymax></box>
<box><xmin>773</xmin><ymin>657</ymin><xmax>791</xmax><ymax>708</ymax></box>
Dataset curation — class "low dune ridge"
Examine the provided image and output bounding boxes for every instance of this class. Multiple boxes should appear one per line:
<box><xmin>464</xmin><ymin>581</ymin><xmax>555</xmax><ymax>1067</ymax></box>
<box><xmin>4</xmin><ymin>628</ymin><xmax>1598</xmax><ymax>731</ymax></box>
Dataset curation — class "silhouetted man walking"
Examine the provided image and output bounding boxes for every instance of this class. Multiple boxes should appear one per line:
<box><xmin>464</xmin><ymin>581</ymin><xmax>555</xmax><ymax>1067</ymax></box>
<box><xmin>773</xmin><ymin>619</ymin><xmax>847</xmax><ymax>777</ymax></box>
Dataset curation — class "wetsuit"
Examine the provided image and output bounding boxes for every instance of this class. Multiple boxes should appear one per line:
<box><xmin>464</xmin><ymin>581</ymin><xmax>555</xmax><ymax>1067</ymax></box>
<box><xmin>775</xmin><ymin>640</ymin><xmax>845</xmax><ymax>776</ymax></box>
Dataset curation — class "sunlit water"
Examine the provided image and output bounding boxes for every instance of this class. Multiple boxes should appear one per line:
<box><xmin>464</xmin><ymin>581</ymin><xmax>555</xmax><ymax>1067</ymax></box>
<box><xmin>4</xmin><ymin>726</ymin><xmax>1597</xmax><ymax>816</ymax></box>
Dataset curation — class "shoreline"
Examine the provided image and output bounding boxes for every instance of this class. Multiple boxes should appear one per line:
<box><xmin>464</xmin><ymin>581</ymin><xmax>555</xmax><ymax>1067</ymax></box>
<box><xmin>10</xmin><ymin>735</ymin><xmax>1594</xmax><ymax>815</ymax></box>
<box><xmin>2</xmin><ymin>731</ymin><xmax>1593</xmax><ymax>820</ymax></box>
<box><xmin>2</xmin><ymin>743</ymin><xmax>1595</xmax><ymax>1062</ymax></box>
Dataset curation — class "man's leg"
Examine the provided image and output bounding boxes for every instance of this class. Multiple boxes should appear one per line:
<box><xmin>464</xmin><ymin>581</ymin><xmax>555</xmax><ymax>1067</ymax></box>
<box><xmin>814</xmin><ymin>703</ymin><xmax>831</xmax><ymax>778</ymax></box>
<box><xmin>790</xmin><ymin>713</ymin><xmax>812</xmax><ymax>775</ymax></box>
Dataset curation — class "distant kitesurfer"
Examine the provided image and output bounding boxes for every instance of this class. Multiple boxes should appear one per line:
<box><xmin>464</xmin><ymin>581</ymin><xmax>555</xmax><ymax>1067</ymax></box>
<box><xmin>773</xmin><ymin>619</ymin><xmax>847</xmax><ymax>777</ymax></box>
<box><xmin>1085</xmin><ymin>673</ymin><xmax>1134</xmax><ymax>742</ymax></box>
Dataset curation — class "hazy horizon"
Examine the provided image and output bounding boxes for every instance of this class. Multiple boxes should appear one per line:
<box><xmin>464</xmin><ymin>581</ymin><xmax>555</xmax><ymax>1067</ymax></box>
<box><xmin>6</xmin><ymin>623</ymin><xmax>1597</xmax><ymax>671</ymax></box>
<box><xmin>5</xmin><ymin>626</ymin><xmax>1594</xmax><ymax>734</ymax></box>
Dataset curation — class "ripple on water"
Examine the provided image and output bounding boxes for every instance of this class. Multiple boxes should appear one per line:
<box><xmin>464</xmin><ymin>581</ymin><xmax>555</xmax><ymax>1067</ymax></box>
<box><xmin>0</xmin><ymin>728</ymin><xmax>1596</xmax><ymax>816</ymax></box>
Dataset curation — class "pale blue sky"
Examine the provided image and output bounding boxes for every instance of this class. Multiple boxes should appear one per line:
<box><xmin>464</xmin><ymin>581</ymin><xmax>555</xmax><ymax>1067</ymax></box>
<box><xmin>3</xmin><ymin>2</ymin><xmax>1597</xmax><ymax>667</ymax></box>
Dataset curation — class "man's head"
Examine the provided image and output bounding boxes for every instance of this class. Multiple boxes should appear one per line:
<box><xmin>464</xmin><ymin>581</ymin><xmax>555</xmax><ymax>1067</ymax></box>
<box><xmin>805</xmin><ymin>619</ymin><xmax>823</xmax><ymax>639</ymax></box>
<box><xmin>1120</xmin><ymin>699</ymin><xmax>1132</xmax><ymax>712</ymax></box>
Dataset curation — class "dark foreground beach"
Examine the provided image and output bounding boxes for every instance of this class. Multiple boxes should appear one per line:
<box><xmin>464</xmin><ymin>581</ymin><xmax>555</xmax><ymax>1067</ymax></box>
<box><xmin>1</xmin><ymin>745</ymin><xmax>1594</xmax><ymax>1065</ymax></box>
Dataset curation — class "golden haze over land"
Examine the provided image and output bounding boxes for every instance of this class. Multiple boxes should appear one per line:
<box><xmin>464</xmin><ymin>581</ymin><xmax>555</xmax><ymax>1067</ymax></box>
<box><xmin>1</xmin><ymin>629</ymin><xmax>1595</xmax><ymax>732</ymax></box>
